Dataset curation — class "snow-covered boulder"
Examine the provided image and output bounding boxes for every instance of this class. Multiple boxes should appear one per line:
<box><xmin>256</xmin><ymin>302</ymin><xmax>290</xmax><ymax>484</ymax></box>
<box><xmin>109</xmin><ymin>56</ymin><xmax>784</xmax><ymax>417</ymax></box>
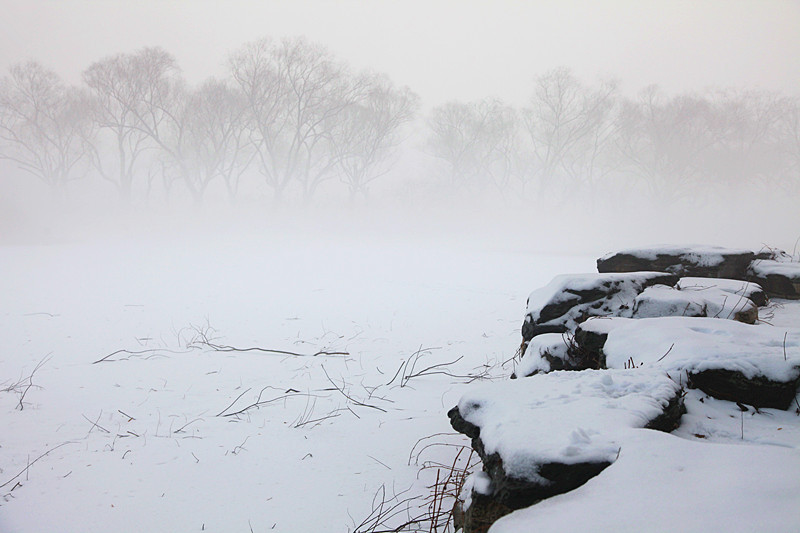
<box><xmin>748</xmin><ymin>258</ymin><xmax>800</xmax><ymax>299</ymax></box>
<box><xmin>632</xmin><ymin>284</ymin><xmax>759</xmax><ymax>324</ymax></box>
<box><xmin>448</xmin><ymin>369</ymin><xmax>684</xmax><ymax>531</ymax></box>
<box><xmin>488</xmin><ymin>429</ymin><xmax>800</xmax><ymax>533</ymax></box>
<box><xmin>522</xmin><ymin>272</ymin><xmax>678</xmax><ymax>347</ymax></box>
<box><xmin>677</xmin><ymin>276</ymin><xmax>767</xmax><ymax>307</ymax></box>
<box><xmin>597</xmin><ymin>245</ymin><xmax>755</xmax><ymax>279</ymax></box>
<box><xmin>513</xmin><ymin>333</ymin><xmax>602</xmax><ymax>378</ymax></box>
<box><xmin>599</xmin><ymin>317</ymin><xmax>800</xmax><ymax>409</ymax></box>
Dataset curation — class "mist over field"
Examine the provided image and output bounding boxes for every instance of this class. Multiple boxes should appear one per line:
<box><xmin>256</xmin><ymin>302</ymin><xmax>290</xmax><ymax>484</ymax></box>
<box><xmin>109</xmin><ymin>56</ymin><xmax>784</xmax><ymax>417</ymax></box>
<box><xmin>2</xmin><ymin>3</ymin><xmax>800</xmax><ymax>533</ymax></box>
<box><xmin>1</xmin><ymin>0</ymin><xmax>798</xmax><ymax>253</ymax></box>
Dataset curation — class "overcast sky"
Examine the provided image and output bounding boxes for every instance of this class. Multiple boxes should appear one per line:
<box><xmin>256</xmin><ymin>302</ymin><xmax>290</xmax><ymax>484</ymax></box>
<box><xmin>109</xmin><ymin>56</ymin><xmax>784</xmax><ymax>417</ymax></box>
<box><xmin>1</xmin><ymin>0</ymin><xmax>799</xmax><ymax>106</ymax></box>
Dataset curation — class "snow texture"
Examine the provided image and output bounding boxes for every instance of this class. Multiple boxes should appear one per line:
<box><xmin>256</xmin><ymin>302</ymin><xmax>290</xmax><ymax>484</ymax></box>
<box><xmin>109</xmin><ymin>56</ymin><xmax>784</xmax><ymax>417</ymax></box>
<box><xmin>0</xmin><ymin>237</ymin><xmax>592</xmax><ymax>533</ymax></box>
<box><xmin>677</xmin><ymin>276</ymin><xmax>766</xmax><ymax>305</ymax></box>
<box><xmin>456</xmin><ymin>369</ymin><xmax>682</xmax><ymax>480</ymax></box>
<box><xmin>602</xmin><ymin>317</ymin><xmax>800</xmax><ymax>381</ymax></box>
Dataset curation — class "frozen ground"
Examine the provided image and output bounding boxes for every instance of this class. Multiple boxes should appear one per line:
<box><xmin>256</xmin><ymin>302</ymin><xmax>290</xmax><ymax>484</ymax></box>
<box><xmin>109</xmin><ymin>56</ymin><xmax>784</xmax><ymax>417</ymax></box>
<box><xmin>1</xmin><ymin>227</ymin><xmax>798</xmax><ymax>532</ymax></box>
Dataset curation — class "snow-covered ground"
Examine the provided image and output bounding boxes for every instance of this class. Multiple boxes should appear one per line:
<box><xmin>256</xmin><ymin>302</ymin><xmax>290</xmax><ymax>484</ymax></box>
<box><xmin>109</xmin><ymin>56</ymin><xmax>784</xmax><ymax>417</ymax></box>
<box><xmin>0</xmin><ymin>226</ymin><xmax>593</xmax><ymax>532</ymax></box>
<box><xmin>1</xmin><ymin>227</ymin><xmax>798</xmax><ymax>532</ymax></box>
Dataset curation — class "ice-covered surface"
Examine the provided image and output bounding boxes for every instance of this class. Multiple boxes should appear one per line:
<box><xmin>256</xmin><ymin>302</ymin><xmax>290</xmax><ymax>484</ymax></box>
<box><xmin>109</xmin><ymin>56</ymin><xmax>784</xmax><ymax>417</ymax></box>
<box><xmin>525</xmin><ymin>272</ymin><xmax>674</xmax><ymax>330</ymax></box>
<box><xmin>633</xmin><ymin>284</ymin><xmax>758</xmax><ymax>322</ymax></box>
<box><xmin>514</xmin><ymin>333</ymin><xmax>569</xmax><ymax>376</ymax></box>
<box><xmin>598</xmin><ymin>244</ymin><xmax>753</xmax><ymax>266</ymax></box>
<box><xmin>456</xmin><ymin>369</ymin><xmax>682</xmax><ymax>479</ymax></box>
<box><xmin>489</xmin><ymin>429</ymin><xmax>800</xmax><ymax>533</ymax></box>
<box><xmin>603</xmin><ymin>317</ymin><xmax>800</xmax><ymax>381</ymax></box>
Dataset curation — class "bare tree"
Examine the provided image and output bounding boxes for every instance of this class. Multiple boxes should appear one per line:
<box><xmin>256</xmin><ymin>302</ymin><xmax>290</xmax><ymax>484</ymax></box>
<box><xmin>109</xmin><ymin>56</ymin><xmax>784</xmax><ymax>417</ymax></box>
<box><xmin>777</xmin><ymin>96</ymin><xmax>800</xmax><ymax>194</ymax></box>
<box><xmin>701</xmin><ymin>89</ymin><xmax>787</xmax><ymax>193</ymax></box>
<box><xmin>521</xmin><ymin>68</ymin><xmax>617</xmax><ymax>197</ymax></box>
<box><xmin>156</xmin><ymin>78</ymin><xmax>255</xmax><ymax>204</ymax></box>
<box><xmin>83</xmin><ymin>47</ymin><xmax>183</xmax><ymax>203</ymax></box>
<box><xmin>613</xmin><ymin>86</ymin><xmax>717</xmax><ymax>204</ymax></box>
<box><xmin>0</xmin><ymin>61</ymin><xmax>90</xmax><ymax>195</ymax></box>
<box><xmin>187</xmin><ymin>79</ymin><xmax>254</xmax><ymax>202</ymax></box>
<box><xmin>427</xmin><ymin>98</ymin><xmax>518</xmax><ymax>192</ymax></box>
<box><xmin>331</xmin><ymin>73</ymin><xmax>419</xmax><ymax>201</ymax></box>
<box><xmin>230</xmin><ymin>37</ymin><xmax>361</xmax><ymax>202</ymax></box>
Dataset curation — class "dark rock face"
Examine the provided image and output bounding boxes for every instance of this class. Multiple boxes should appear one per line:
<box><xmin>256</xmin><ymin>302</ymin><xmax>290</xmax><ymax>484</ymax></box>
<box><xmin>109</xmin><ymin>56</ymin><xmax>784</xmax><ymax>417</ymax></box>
<box><xmin>483</xmin><ymin>453</ymin><xmax>612</xmax><ymax>509</ymax></box>
<box><xmin>751</xmin><ymin>273</ymin><xmax>800</xmax><ymax>299</ymax></box>
<box><xmin>455</xmin><ymin>492</ymin><xmax>511</xmax><ymax>533</ymax></box>
<box><xmin>597</xmin><ymin>247</ymin><xmax>755</xmax><ymax>279</ymax></box>
<box><xmin>688</xmin><ymin>368</ymin><xmax>800</xmax><ymax>410</ymax></box>
<box><xmin>744</xmin><ymin>288</ymin><xmax>768</xmax><ymax>308</ymax></box>
<box><xmin>573</xmin><ymin>325</ymin><xmax>610</xmax><ymax>366</ymax></box>
<box><xmin>643</xmin><ymin>392</ymin><xmax>687</xmax><ymax>432</ymax></box>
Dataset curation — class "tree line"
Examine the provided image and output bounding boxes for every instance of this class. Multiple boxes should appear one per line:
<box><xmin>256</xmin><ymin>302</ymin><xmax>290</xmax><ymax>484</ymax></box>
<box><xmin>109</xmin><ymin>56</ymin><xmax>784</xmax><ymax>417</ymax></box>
<box><xmin>1</xmin><ymin>37</ymin><xmax>798</xmax><ymax>207</ymax></box>
<box><xmin>428</xmin><ymin>68</ymin><xmax>800</xmax><ymax>205</ymax></box>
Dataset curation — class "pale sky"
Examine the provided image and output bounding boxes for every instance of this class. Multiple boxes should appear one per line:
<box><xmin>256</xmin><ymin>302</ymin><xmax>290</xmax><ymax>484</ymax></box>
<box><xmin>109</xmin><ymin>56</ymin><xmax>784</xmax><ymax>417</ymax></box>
<box><xmin>1</xmin><ymin>0</ymin><xmax>799</xmax><ymax>106</ymax></box>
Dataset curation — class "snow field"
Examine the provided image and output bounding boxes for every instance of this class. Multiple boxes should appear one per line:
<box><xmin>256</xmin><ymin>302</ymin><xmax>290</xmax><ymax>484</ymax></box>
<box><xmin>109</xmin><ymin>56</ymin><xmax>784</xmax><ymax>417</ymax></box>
<box><xmin>0</xmin><ymin>235</ymin><xmax>591</xmax><ymax>532</ymax></box>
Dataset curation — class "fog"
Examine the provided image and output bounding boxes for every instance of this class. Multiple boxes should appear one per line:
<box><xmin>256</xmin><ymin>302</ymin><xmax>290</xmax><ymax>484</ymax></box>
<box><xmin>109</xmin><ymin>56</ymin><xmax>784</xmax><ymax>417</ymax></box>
<box><xmin>2</xmin><ymin>1</ymin><xmax>799</xmax><ymax>254</ymax></box>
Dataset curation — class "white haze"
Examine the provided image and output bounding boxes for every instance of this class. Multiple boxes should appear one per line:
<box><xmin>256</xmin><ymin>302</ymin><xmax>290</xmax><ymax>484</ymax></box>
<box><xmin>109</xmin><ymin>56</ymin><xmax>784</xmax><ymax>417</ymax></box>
<box><xmin>1</xmin><ymin>0</ymin><xmax>799</xmax><ymax>253</ymax></box>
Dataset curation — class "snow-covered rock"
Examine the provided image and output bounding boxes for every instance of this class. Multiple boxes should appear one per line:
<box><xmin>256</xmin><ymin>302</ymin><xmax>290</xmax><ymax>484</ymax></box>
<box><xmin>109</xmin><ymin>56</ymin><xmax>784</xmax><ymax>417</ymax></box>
<box><xmin>488</xmin><ymin>429</ymin><xmax>800</xmax><ymax>533</ymax></box>
<box><xmin>748</xmin><ymin>258</ymin><xmax>800</xmax><ymax>299</ymax></box>
<box><xmin>600</xmin><ymin>317</ymin><xmax>800</xmax><ymax>408</ymax></box>
<box><xmin>597</xmin><ymin>245</ymin><xmax>755</xmax><ymax>279</ymax></box>
<box><xmin>449</xmin><ymin>369</ymin><xmax>684</xmax><ymax>530</ymax></box>
<box><xmin>513</xmin><ymin>333</ymin><xmax>601</xmax><ymax>378</ymax></box>
<box><xmin>522</xmin><ymin>272</ymin><xmax>678</xmax><ymax>347</ymax></box>
<box><xmin>632</xmin><ymin>284</ymin><xmax>759</xmax><ymax>324</ymax></box>
<box><xmin>677</xmin><ymin>277</ymin><xmax>767</xmax><ymax>307</ymax></box>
